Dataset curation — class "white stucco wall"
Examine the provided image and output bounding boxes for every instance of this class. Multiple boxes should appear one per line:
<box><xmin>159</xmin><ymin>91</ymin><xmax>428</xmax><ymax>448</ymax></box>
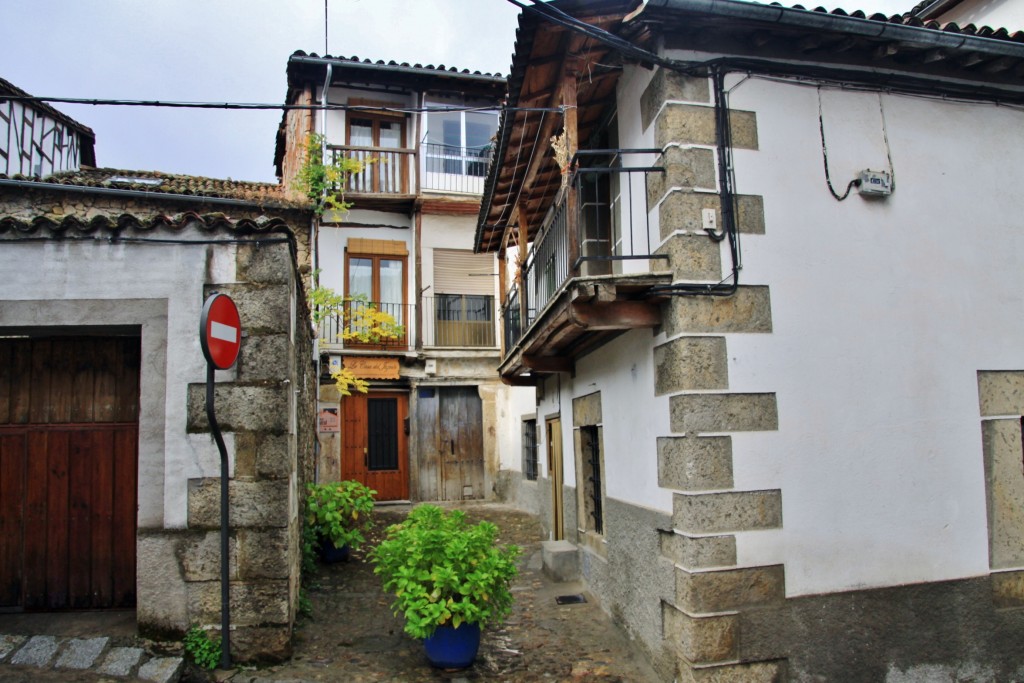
<box><xmin>1</xmin><ymin>238</ymin><xmax>239</xmax><ymax>529</ymax></box>
<box><xmin>710</xmin><ymin>76</ymin><xmax>1024</xmax><ymax>595</ymax></box>
<box><xmin>936</xmin><ymin>0</ymin><xmax>1024</xmax><ymax>29</ymax></box>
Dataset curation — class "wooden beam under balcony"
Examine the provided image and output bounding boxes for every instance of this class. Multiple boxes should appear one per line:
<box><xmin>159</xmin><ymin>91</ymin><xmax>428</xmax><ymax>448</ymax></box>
<box><xmin>568</xmin><ymin>300</ymin><xmax>661</xmax><ymax>330</ymax></box>
<box><xmin>523</xmin><ymin>355</ymin><xmax>574</xmax><ymax>373</ymax></box>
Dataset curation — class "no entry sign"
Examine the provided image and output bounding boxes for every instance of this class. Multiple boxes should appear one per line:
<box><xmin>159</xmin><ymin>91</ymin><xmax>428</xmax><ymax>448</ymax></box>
<box><xmin>200</xmin><ymin>293</ymin><xmax>241</xmax><ymax>369</ymax></box>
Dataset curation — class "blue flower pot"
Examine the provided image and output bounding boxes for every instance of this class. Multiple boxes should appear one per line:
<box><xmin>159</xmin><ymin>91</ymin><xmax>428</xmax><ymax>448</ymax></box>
<box><xmin>423</xmin><ymin>622</ymin><xmax>481</xmax><ymax>669</ymax></box>
<box><xmin>318</xmin><ymin>537</ymin><xmax>350</xmax><ymax>563</ymax></box>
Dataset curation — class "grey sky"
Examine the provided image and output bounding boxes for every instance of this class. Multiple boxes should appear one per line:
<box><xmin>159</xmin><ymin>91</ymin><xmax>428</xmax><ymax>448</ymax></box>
<box><xmin>2</xmin><ymin>0</ymin><xmax>911</xmax><ymax>183</ymax></box>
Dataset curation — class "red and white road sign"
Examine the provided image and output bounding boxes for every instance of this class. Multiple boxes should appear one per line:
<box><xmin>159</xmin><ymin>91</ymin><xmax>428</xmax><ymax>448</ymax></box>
<box><xmin>200</xmin><ymin>293</ymin><xmax>242</xmax><ymax>369</ymax></box>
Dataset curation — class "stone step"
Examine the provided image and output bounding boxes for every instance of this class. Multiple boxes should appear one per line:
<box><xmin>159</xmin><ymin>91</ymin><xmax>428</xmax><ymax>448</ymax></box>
<box><xmin>0</xmin><ymin>632</ymin><xmax>183</xmax><ymax>682</ymax></box>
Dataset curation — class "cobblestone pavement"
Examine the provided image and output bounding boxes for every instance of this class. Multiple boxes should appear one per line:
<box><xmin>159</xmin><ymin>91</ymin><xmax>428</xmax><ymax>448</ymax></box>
<box><xmin>0</xmin><ymin>504</ymin><xmax>665</xmax><ymax>683</ymax></box>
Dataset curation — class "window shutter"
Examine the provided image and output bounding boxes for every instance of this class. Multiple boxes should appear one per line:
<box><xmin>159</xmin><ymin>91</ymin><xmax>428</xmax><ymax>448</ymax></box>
<box><xmin>433</xmin><ymin>249</ymin><xmax>494</xmax><ymax>295</ymax></box>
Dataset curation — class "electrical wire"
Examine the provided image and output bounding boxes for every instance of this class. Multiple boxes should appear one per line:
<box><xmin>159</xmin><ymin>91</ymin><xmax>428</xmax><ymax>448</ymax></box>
<box><xmin>817</xmin><ymin>87</ymin><xmax>861</xmax><ymax>201</ymax></box>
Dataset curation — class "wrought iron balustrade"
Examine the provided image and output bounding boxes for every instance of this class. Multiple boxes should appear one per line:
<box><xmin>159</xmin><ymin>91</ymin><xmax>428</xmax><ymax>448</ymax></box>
<box><xmin>500</xmin><ymin>149</ymin><xmax>666</xmax><ymax>352</ymax></box>
<box><xmin>421</xmin><ymin>295</ymin><xmax>497</xmax><ymax>348</ymax></box>
<box><xmin>316</xmin><ymin>300</ymin><xmax>413</xmax><ymax>351</ymax></box>
<box><xmin>421</xmin><ymin>143</ymin><xmax>493</xmax><ymax>194</ymax></box>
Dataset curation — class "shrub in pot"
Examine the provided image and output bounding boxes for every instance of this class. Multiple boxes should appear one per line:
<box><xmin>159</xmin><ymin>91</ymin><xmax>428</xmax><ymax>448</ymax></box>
<box><xmin>305</xmin><ymin>480</ymin><xmax>376</xmax><ymax>563</ymax></box>
<box><xmin>370</xmin><ymin>504</ymin><xmax>521</xmax><ymax>668</ymax></box>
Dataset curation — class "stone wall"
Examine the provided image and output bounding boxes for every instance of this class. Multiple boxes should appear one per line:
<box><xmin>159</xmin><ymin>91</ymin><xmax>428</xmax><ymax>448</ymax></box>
<box><xmin>0</xmin><ymin>185</ymin><xmax>315</xmax><ymax>663</ymax></box>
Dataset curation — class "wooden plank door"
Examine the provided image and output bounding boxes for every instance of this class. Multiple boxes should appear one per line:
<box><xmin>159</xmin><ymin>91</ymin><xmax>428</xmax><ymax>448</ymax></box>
<box><xmin>547</xmin><ymin>417</ymin><xmax>564</xmax><ymax>540</ymax></box>
<box><xmin>439</xmin><ymin>387</ymin><xmax>484</xmax><ymax>501</ymax></box>
<box><xmin>341</xmin><ymin>391</ymin><xmax>409</xmax><ymax>501</ymax></box>
<box><xmin>0</xmin><ymin>336</ymin><xmax>139</xmax><ymax>611</ymax></box>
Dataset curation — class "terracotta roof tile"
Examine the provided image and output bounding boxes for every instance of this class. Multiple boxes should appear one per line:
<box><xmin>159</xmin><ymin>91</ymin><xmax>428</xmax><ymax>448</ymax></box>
<box><xmin>0</xmin><ymin>167</ymin><xmax>307</xmax><ymax>209</ymax></box>
<box><xmin>289</xmin><ymin>50</ymin><xmax>504</xmax><ymax>79</ymax></box>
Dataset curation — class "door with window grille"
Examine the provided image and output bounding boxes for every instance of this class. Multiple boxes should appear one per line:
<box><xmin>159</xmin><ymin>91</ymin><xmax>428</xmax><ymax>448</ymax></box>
<box><xmin>341</xmin><ymin>391</ymin><xmax>409</xmax><ymax>501</ymax></box>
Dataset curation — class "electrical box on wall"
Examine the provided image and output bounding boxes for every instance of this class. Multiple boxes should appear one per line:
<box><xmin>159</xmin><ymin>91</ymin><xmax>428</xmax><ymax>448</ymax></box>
<box><xmin>859</xmin><ymin>170</ymin><xmax>892</xmax><ymax>196</ymax></box>
<box><xmin>424</xmin><ymin>359</ymin><xmax>437</xmax><ymax>375</ymax></box>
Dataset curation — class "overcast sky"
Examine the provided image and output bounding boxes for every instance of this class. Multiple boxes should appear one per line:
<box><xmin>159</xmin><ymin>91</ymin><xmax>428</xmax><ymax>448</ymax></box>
<box><xmin>2</xmin><ymin>0</ymin><xmax>912</xmax><ymax>183</ymax></box>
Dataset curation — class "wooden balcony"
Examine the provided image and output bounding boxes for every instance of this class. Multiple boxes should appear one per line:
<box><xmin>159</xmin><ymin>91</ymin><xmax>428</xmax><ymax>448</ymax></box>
<box><xmin>498</xmin><ymin>151</ymin><xmax>672</xmax><ymax>385</ymax></box>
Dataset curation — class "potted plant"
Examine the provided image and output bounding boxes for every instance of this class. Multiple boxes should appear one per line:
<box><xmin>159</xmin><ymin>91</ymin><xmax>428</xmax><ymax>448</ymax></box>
<box><xmin>305</xmin><ymin>480</ymin><xmax>376</xmax><ymax>563</ymax></box>
<box><xmin>370</xmin><ymin>505</ymin><xmax>521</xmax><ymax>669</ymax></box>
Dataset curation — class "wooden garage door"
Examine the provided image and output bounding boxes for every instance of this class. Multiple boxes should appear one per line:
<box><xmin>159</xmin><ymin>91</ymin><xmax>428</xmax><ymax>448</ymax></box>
<box><xmin>0</xmin><ymin>337</ymin><xmax>139</xmax><ymax>611</ymax></box>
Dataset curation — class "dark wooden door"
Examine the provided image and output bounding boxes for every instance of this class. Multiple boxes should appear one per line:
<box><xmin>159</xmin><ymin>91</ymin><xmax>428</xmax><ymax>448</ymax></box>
<box><xmin>0</xmin><ymin>337</ymin><xmax>139</xmax><ymax>611</ymax></box>
<box><xmin>341</xmin><ymin>391</ymin><xmax>409</xmax><ymax>501</ymax></box>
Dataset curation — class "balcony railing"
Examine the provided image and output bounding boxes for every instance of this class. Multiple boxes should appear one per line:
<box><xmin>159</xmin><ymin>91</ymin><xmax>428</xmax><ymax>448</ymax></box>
<box><xmin>421</xmin><ymin>143</ymin><xmax>493</xmax><ymax>194</ymax></box>
<box><xmin>317</xmin><ymin>300</ymin><xmax>413</xmax><ymax>351</ymax></box>
<box><xmin>329</xmin><ymin>145</ymin><xmax>414</xmax><ymax>195</ymax></box>
<box><xmin>421</xmin><ymin>295</ymin><xmax>497</xmax><ymax>348</ymax></box>
<box><xmin>503</xmin><ymin>149</ymin><xmax>667</xmax><ymax>351</ymax></box>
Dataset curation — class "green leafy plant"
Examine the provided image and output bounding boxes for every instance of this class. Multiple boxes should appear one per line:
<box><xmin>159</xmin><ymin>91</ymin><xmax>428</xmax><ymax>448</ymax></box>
<box><xmin>370</xmin><ymin>505</ymin><xmax>521</xmax><ymax>640</ymax></box>
<box><xmin>298</xmin><ymin>588</ymin><xmax>313</xmax><ymax>619</ymax></box>
<box><xmin>294</xmin><ymin>132</ymin><xmax>367</xmax><ymax>215</ymax></box>
<box><xmin>183</xmin><ymin>626</ymin><xmax>222</xmax><ymax>670</ymax></box>
<box><xmin>305</xmin><ymin>480</ymin><xmax>377</xmax><ymax>553</ymax></box>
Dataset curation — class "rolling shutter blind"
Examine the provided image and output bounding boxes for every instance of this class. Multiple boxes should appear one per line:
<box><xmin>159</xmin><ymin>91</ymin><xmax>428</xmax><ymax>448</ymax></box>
<box><xmin>433</xmin><ymin>249</ymin><xmax>494</xmax><ymax>295</ymax></box>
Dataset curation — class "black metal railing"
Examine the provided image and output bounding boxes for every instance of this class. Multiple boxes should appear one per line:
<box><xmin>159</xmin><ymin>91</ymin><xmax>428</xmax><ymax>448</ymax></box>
<box><xmin>421</xmin><ymin>143</ymin><xmax>493</xmax><ymax>194</ymax></box>
<box><xmin>329</xmin><ymin>145</ymin><xmax>414</xmax><ymax>195</ymax></box>
<box><xmin>501</xmin><ymin>149</ymin><xmax>666</xmax><ymax>352</ymax></box>
<box><xmin>316</xmin><ymin>300</ymin><xmax>413</xmax><ymax>351</ymax></box>
<box><xmin>421</xmin><ymin>295</ymin><xmax>497</xmax><ymax>348</ymax></box>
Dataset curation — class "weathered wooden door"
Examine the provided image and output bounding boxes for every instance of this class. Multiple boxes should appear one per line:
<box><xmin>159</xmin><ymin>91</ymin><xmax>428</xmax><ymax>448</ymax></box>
<box><xmin>0</xmin><ymin>336</ymin><xmax>139</xmax><ymax>611</ymax></box>
<box><xmin>415</xmin><ymin>386</ymin><xmax>483</xmax><ymax>501</ymax></box>
<box><xmin>341</xmin><ymin>391</ymin><xmax>409</xmax><ymax>501</ymax></box>
<box><xmin>547</xmin><ymin>417</ymin><xmax>564</xmax><ymax>540</ymax></box>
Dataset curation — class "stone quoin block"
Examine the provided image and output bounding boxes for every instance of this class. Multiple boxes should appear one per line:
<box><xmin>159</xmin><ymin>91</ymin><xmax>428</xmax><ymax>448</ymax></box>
<box><xmin>136</xmin><ymin>533</ymin><xmax>189</xmax><ymax>636</ymax></box>
<box><xmin>658</xmin><ymin>191</ymin><xmax>722</xmax><ymax>240</ymax></box>
<box><xmin>663</xmin><ymin>602</ymin><xmax>738</xmax><ymax>664</ymax></box>
<box><xmin>186</xmin><ymin>579</ymin><xmax>291</xmax><ymax>626</ymax></box>
<box><xmin>203</xmin><ymin>283</ymin><xmax>292</xmax><ymax>335</ymax></box>
<box><xmin>978</xmin><ymin>370</ymin><xmax>1024</xmax><ymax>416</ymax></box>
<box><xmin>675</xmin><ymin>565</ymin><xmax>785</xmax><ymax>613</ymax></box>
<box><xmin>187</xmin><ymin>383</ymin><xmax>289</xmax><ymax>433</ymax></box>
<box><xmin>656</xmin><ymin>104</ymin><xmax>719</xmax><ymax>148</ymax></box>
<box><xmin>187</xmin><ymin>478</ymin><xmax>290</xmax><ymax>529</ymax></box>
<box><xmin>735</xmin><ymin>194</ymin><xmax>766</xmax><ymax>235</ymax></box>
<box><xmin>230</xmin><ymin>625</ymin><xmax>293</xmax><ymax>664</ymax></box>
<box><xmin>658</xmin><ymin>436</ymin><xmax>734</xmax><ymax>491</ymax></box>
<box><xmin>256</xmin><ymin>432</ymin><xmax>295</xmax><ymax>480</ymax></box>
<box><xmin>654</xmin><ymin>337</ymin><xmax>729</xmax><ymax>394</ymax></box>
<box><xmin>655</xmin><ymin>232</ymin><xmax>723</xmax><ymax>282</ymax></box>
<box><xmin>982</xmin><ymin>418</ymin><xmax>1024</xmax><ymax>569</ymax></box>
<box><xmin>238</xmin><ymin>528</ymin><xmax>292</xmax><ymax>580</ymax></box>
<box><xmin>648</xmin><ymin>147</ymin><xmax>718</xmax><ymax>208</ymax></box>
<box><xmin>661</xmin><ymin>530</ymin><xmax>737</xmax><ymax>570</ymax></box>
<box><xmin>641</xmin><ymin>69</ymin><xmax>712</xmax><ymax>131</ymax></box>
<box><xmin>655</xmin><ymin>104</ymin><xmax>759</xmax><ymax>151</ymax></box>
<box><xmin>572</xmin><ymin>391</ymin><xmax>603</xmax><ymax>427</ymax></box>
<box><xmin>670</xmin><ymin>393</ymin><xmax>778</xmax><ymax>434</ymax></box>
<box><xmin>178</xmin><ymin>531</ymin><xmax>239</xmax><ymax>582</ymax></box>
<box><xmin>235</xmin><ymin>241</ymin><xmax>293</xmax><ymax>285</ymax></box>
<box><xmin>238</xmin><ymin>334</ymin><xmax>292</xmax><ymax>382</ymax></box>
<box><xmin>662</xmin><ymin>286</ymin><xmax>773</xmax><ymax>336</ymax></box>
<box><xmin>673</xmin><ymin>490</ymin><xmax>783</xmax><ymax>534</ymax></box>
<box><xmin>992</xmin><ymin>570</ymin><xmax>1024</xmax><ymax>608</ymax></box>
<box><xmin>233</xmin><ymin>431</ymin><xmax>258</xmax><ymax>479</ymax></box>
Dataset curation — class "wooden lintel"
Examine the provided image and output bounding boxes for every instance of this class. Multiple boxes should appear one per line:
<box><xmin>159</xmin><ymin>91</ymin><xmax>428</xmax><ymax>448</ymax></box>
<box><xmin>569</xmin><ymin>300</ymin><xmax>661</xmax><ymax>330</ymax></box>
<box><xmin>522</xmin><ymin>355</ymin><xmax>574</xmax><ymax>373</ymax></box>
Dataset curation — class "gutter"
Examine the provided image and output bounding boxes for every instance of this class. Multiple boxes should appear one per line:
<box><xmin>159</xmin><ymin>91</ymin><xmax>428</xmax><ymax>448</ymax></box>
<box><xmin>640</xmin><ymin>0</ymin><xmax>1024</xmax><ymax>59</ymax></box>
<box><xmin>0</xmin><ymin>177</ymin><xmax>306</xmax><ymax>212</ymax></box>
<box><xmin>289</xmin><ymin>55</ymin><xmax>506</xmax><ymax>86</ymax></box>
<box><xmin>913</xmin><ymin>0</ymin><xmax>965</xmax><ymax>21</ymax></box>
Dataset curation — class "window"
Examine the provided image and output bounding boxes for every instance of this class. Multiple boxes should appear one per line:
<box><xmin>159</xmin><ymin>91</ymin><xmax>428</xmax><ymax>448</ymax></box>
<box><xmin>424</xmin><ymin>110</ymin><xmax>496</xmax><ymax>176</ymax></box>
<box><xmin>428</xmin><ymin>249</ymin><xmax>496</xmax><ymax>347</ymax></box>
<box><xmin>580</xmin><ymin>425</ymin><xmax>603</xmax><ymax>535</ymax></box>
<box><xmin>523</xmin><ymin>419</ymin><xmax>538</xmax><ymax>481</ymax></box>
<box><xmin>345</xmin><ymin>238</ymin><xmax>408</xmax><ymax>347</ymax></box>
<box><xmin>346</xmin><ymin>110</ymin><xmax>407</xmax><ymax>193</ymax></box>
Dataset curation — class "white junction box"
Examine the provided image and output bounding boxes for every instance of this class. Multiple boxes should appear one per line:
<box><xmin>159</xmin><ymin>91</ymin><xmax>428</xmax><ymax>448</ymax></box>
<box><xmin>859</xmin><ymin>169</ymin><xmax>893</xmax><ymax>196</ymax></box>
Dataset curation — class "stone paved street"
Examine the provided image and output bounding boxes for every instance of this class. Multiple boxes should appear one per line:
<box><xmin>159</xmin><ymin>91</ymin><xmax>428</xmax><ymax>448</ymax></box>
<box><xmin>0</xmin><ymin>504</ymin><xmax>664</xmax><ymax>682</ymax></box>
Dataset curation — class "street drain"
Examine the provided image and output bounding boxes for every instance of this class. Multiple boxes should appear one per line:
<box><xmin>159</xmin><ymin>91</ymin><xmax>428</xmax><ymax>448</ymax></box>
<box><xmin>555</xmin><ymin>594</ymin><xmax>587</xmax><ymax>605</ymax></box>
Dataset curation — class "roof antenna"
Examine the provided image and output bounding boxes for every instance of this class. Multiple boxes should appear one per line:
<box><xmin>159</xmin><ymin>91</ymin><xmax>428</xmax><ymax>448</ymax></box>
<box><xmin>324</xmin><ymin>0</ymin><xmax>329</xmax><ymax>55</ymax></box>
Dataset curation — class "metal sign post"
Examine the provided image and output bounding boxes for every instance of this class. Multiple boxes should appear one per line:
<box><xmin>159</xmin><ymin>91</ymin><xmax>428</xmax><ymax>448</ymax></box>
<box><xmin>199</xmin><ymin>292</ymin><xmax>242</xmax><ymax>670</ymax></box>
